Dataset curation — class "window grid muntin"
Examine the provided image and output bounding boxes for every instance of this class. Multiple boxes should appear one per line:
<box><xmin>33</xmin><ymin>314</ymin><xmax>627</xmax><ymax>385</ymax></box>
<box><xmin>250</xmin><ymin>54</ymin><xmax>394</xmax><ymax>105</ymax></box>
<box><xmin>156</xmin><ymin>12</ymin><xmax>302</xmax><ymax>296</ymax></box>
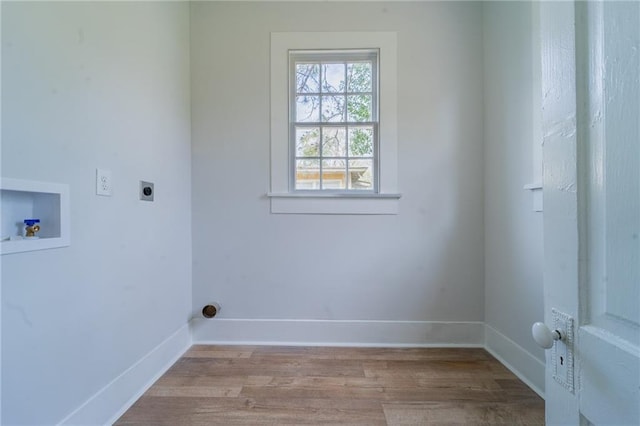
<box><xmin>293</xmin><ymin>123</ymin><xmax>378</xmax><ymax>191</ymax></box>
<box><xmin>290</xmin><ymin>49</ymin><xmax>379</xmax><ymax>192</ymax></box>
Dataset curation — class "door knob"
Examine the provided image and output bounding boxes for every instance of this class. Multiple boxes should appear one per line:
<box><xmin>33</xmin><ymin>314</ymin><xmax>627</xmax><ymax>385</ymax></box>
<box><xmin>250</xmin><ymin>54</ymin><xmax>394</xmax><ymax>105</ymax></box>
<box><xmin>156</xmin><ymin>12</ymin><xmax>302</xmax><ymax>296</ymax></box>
<box><xmin>532</xmin><ymin>322</ymin><xmax>564</xmax><ymax>349</ymax></box>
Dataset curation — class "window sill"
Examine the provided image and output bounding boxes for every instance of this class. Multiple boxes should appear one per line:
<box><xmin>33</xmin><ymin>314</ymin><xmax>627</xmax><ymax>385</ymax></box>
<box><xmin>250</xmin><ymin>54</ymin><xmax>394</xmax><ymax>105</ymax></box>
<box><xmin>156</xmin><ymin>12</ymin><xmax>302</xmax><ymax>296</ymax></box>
<box><xmin>267</xmin><ymin>192</ymin><xmax>401</xmax><ymax>215</ymax></box>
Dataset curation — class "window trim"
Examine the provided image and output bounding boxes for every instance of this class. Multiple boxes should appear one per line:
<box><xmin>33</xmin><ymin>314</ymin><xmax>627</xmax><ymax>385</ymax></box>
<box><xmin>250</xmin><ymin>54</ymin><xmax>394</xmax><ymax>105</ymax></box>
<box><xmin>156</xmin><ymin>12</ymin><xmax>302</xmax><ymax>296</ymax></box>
<box><xmin>269</xmin><ymin>32</ymin><xmax>400</xmax><ymax>215</ymax></box>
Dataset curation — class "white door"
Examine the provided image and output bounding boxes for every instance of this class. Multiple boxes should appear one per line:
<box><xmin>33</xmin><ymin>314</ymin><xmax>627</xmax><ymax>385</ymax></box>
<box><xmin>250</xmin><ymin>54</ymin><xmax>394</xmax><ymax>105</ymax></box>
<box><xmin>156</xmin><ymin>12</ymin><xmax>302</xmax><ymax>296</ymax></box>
<box><xmin>541</xmin><ymin>1</ymin><xmax>639</xmax><ymax>425</ymax></box>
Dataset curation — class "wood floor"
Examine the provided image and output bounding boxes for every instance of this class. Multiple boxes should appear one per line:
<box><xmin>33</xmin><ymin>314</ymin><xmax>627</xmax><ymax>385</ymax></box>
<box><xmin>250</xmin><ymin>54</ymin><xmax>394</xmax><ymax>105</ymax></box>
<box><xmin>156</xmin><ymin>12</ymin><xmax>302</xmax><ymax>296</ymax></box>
<box><xmin>115</xmin><ymin>345</ymin><xmax>544</xmax><ymax>425</ymax></box>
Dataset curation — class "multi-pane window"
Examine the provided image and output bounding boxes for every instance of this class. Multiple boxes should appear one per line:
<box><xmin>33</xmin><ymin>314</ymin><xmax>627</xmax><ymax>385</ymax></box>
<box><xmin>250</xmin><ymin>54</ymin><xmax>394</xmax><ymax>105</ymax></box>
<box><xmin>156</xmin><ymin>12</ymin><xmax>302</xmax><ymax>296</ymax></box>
<box><xmin>290</xmin><ymin>50</ymin><xmax>378</xmax><ymax>192</ymax></box>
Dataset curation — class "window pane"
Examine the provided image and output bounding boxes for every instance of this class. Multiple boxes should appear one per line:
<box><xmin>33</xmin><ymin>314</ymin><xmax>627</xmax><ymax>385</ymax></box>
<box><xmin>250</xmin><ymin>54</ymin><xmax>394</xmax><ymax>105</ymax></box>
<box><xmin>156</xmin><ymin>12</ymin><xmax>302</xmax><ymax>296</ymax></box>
<box><xmin>322</xmin><ymin>63</ymin><xmax>345</xmax><ymax>93</ymax></box>
<box><xmin>288</xmin><ymin>49</ymin><xmax>380</xmax><ymax>193</ymax></box>
<box><xmin>295</xmin><ymin>127</ymin><xmax>320</xmax><ymax>157</ymax></box>
<box><xmin>322</xmin><ymin>127</ymin><xmax>346</xmax><ymax>157</ymax></box>
<box><xmin>348</xmin><ymin>159</ymin><xmax>374</xmax><ymax>190</ymax></box>
<box><xmin>347</xmin><ymin>95</ymin><xmax>372</xmax><ymax>122</ymax></box>
<box><xmin>296</xmin><ymin>159</ymin><xmax>320</xmax><ymax>190</ymax></box>
<box><xmin>348</xmin><ymin>126</ymin><xmax>374</xmax><ymax>157</ymax></box>
<box><xmin>347</xmin><ymin>62</ymin><xmax>372</xmax><ymax>92</ymax></box>
<box><xmin>321</xmin><ymin>95</ymin><xmax>345</xmax><ymax>122</ymax></box>
<box><xmin>322</xmin><ymin>159</ymin><xmax>346</xmax><ymax>190</ymax></box>
<box><xmin>296</xmin><ymin>63</ymin><xmax>320</xmax><ymax>93</ymax></box>
<box><xmin>296</xmin><ymin>95</ymin><xmax>320</xmax><ymax>122</ymax></box>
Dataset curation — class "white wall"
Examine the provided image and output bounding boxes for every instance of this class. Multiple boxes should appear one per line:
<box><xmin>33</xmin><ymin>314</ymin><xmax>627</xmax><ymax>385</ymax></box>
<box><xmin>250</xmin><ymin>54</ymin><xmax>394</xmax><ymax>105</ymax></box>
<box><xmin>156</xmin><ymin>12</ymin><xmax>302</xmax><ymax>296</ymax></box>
<box><xmin>1</xmin><ymin>2</ymin><xmax>192</xmax><ymax>424</ymax></box>
<box><xmin>0</xmin><ymin>2</ymin><xmax>547</xmax><ymax>422</ymax></box>
<box><xmin>483</xmin><ymin>2</ymin><xmax>545</xmax><ymax>394</ymax></box>
<box><xmin>190</xmin><ymin>2</ymin><xmax>485</xmax><ymax>343</ymax></box>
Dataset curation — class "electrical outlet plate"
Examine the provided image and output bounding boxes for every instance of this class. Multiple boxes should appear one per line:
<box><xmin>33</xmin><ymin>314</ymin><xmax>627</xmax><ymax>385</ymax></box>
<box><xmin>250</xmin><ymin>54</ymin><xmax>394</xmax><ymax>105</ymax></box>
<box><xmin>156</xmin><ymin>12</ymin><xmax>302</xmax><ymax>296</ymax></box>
<box><xmin>139</xmin><ymin>181</ymin><xmax>154</xmax><ymax>202</ymax></box>
<box><xmin>552</xmin><ymin>308</ymin><xmax>574</xmax><ymax>393</ymax></box>
<box><xmin>96</xmin><ymin>169</ymin><xmax>112</xmax><ymax>196</ymax></box>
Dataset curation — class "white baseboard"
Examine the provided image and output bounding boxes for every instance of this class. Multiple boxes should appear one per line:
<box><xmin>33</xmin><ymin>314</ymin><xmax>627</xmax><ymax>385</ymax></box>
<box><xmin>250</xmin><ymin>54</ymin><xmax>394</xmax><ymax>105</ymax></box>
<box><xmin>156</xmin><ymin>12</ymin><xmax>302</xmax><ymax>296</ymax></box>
<box><xmin>190</xmin><ymin>318</ymin><xmax>485</xmax><ymax>347</ymax></box>
<box><xmin>57</xmin><ymin>324</ymin><xmax>191</xmax><ymax>426</ymax></box>
<box><xmin>484</xmin><ymin>324</ymin><xmax>545</xmax><ymax>398</ymax></box>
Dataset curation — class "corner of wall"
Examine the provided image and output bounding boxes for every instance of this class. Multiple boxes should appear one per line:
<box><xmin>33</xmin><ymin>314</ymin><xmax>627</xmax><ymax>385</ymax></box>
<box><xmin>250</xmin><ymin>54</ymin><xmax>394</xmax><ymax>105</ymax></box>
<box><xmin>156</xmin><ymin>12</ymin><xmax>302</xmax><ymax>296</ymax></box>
<box><xmin>59</xmin><ymin>324</ymin><xmax>191</xmax><ymax>426</ymax></box>
<box><xmin>484</xmin><ymin>324</ymin><xmax>545</xmax><ymax>398</ymax></box>
<box><xmin>481</xmin><ymin>1</ymin><xmax>545</xmax><ymax>400</ymax></box>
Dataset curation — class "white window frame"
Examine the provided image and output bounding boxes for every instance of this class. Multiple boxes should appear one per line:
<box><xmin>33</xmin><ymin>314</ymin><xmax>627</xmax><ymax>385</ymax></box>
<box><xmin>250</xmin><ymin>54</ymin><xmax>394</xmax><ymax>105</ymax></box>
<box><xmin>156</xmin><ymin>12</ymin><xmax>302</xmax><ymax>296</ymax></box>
<box><xmin>269</xmin><ymin>32</ymin><xmax>400</xmax><ymax>215</ymax></box>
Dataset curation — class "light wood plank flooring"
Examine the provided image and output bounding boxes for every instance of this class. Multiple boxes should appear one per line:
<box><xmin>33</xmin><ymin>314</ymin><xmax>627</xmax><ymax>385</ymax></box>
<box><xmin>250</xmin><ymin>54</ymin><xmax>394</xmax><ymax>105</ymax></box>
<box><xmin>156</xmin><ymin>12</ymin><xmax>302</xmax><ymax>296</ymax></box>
<box><xmin>115</xmin><ymin>346</ymin><xmax>544</xmax><ymax>425</ymax></box>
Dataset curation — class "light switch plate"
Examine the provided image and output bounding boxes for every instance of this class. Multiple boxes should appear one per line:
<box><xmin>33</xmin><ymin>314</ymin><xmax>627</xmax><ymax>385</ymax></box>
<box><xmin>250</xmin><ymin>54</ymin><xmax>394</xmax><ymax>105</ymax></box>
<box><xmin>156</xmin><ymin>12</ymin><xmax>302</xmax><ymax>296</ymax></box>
<box><xmin>552</xmin><ymin>308</ymin><xmax>574</xmax><ymax>393</ymax></box>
